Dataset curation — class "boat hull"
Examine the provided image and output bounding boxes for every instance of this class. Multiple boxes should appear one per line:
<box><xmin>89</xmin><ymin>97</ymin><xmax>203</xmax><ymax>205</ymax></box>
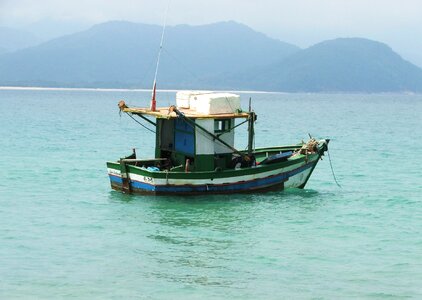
<box><xmin>107</xmin><ymin>151</ymin><xmax>323</xmax><ymax>195</ymax></box>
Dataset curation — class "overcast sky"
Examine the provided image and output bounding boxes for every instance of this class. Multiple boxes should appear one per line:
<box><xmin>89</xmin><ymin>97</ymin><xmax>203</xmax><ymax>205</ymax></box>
<box><xmin>1</xmin><ymin>0</ymin><xmax>422</xmax><ymax>66</ymax></box>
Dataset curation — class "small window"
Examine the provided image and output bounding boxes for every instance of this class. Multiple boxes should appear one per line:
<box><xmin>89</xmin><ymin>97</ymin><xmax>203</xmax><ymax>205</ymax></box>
<box><xmin>214</xmin><ymin>119</ymin><xmax>231</xmax><ymax>133</ymax></box>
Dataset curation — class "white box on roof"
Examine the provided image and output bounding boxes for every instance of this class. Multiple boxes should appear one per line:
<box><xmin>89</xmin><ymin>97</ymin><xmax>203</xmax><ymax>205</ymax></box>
<box><xmin>176</xmin><ymin>90</ymin><xmax>212</xmax><ymax>109</ymax></box>
<box><xmin>195</xmin><ymin>93</ymin><xmax>241</xmax><ymax>115</ymax></box>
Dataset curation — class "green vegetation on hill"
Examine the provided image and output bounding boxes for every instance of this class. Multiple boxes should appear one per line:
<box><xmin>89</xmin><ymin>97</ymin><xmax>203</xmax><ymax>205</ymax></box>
<box><xmin>1</xmin><ymin>22</ymin><xmax>422</xmax><ymax>92</ymax></box>
<box><xmin>231</xmin><ymin>38</ymin><xmax>422</xmax><ymax>92</ymax></box>
<box><xmin>0</xmin><ymin>21</ymin><xmax>298</xmax><ymax>89</ymax></box>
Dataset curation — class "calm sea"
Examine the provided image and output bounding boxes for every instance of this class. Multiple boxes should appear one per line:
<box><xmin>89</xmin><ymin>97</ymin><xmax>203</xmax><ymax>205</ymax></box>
<box><xmin>0</xmin><ymin>89</ymin><xmax>421</xmax><ymax>299</ymax></box>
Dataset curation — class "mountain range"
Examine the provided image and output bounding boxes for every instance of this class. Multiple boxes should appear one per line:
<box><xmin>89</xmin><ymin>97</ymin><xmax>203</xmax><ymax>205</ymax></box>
<box><xmin>1</xmin><ymin>21</ymin><xmax>421</xmax><ymax>92</ymax></box>
<box><xmin>0</xmin><ymin>27</ymin><xmax>41</xmax><ymax>54</ymax></box>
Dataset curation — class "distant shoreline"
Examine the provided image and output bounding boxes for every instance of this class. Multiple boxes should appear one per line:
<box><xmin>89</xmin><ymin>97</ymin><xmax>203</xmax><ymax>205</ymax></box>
<box><xmin>0</xmin><ymin>86</ymin><xmax>420</xmax><ymax>95</ymax></box>
<box><xmin>0</xmin><ymin>86</ymin><xmax>286</xmax><ymax>94</ymax></box>
<box><xmin>0</xmin><ymin>86</ymin><xmax>174</xmax><ymax>92</ymax></box>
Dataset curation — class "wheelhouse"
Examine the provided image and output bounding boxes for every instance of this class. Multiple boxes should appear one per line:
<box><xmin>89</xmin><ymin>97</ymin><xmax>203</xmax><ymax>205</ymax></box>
<box><xmin>123</xmin><ymin>91</ymin><xmax>251</xmax><ymax>172</ymax></box>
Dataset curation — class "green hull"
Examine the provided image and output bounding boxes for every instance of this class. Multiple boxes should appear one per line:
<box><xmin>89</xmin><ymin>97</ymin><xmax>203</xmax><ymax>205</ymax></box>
<box><xmin>107</xmin><ymin>141</ymin><xmax>329</xmax><ymax>195</ymax></box>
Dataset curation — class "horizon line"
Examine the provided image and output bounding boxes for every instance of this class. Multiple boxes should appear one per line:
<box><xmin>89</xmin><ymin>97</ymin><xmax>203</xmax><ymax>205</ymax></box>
<box><xmin>0</xmin><ymin>86</ymin><xmax>420</xmax><ymax>95</ymax></box>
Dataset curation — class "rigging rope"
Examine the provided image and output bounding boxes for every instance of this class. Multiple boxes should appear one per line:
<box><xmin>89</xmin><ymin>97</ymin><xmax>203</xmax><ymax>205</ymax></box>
<box><xmin>327</xmin><ymin>147</ymin><xmax>341</xmax><ymax>188</ymax></box>
<box><xmin>125</xmin><ymin>112</ymin><xmax>156</xmax><ymax>134</ymax></box>
<box><xmin>216</xmin><ymin>119</ymin><xmax>248</xmax><ymax>137</ymax></box>
<box><xmin>162</xmin><ymin>47</ymin><xmax>200</xmax><ymax>80</ymax></box>
<box><xmin>179</xmin><ymin>115</ymin><xmax>230</xmax><ymax>150</ymax></box>
<box><xmin>174</xmin><ymin>113</ymin><xmax>245</xmax><ymax>155</ymax></box>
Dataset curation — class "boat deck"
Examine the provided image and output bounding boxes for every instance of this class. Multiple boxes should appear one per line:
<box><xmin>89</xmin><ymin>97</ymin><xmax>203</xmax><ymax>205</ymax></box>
<box><xmin>123</xmin><ymin>106</ymin><xmax>250</xmax><ymax>119</ymax></box>
<box><xmin>111</xmin><ymin>145</ymin><xmax>304</xmax><ymax>173</ymax></box>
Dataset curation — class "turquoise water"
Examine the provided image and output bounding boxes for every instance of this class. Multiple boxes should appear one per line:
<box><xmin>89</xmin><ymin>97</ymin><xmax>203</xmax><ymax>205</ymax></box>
<box><xmin>0</xmin><ymin>89</ymin><xmax>421</xmax><ymax>299</ymax></box>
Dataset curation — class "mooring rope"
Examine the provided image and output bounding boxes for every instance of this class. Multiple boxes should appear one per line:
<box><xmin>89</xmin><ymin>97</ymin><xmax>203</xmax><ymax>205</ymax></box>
<box><xmin>327</xmin><ymin>147</ymin><xmax>341</xmax><ymax>188</ymax></box>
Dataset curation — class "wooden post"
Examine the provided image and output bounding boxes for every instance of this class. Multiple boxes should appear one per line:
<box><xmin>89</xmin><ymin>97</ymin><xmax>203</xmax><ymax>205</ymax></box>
<box><xmin>119</xmin><ymin>159</ymin><xmax>131</xmax><ymax>194</ymax></box>
<box><xmin>247</xmin><ymin>97</ymin><xmax>254</xmax><ymax>156</ymax></box>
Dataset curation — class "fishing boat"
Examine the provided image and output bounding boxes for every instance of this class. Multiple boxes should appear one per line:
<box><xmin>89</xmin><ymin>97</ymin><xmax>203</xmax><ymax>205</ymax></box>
<box><xmin>107</xmin><ymin>91</ymin><xmax>329</xmax><ymax>195</ymax></box>
<box><xmin>106</xmin><ymin>7</ymin><xmax>329</xmax><ymax>195</ymax></box>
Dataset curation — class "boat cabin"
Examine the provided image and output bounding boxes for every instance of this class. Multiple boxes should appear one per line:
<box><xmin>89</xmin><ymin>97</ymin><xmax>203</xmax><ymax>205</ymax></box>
<box><xmin>122</xmin><ymin>91</ymin><xmax>253</xmax><ymax>172</ymax></box>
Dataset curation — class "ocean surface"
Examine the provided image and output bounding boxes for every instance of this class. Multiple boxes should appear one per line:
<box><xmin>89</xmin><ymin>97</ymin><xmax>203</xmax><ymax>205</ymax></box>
<box><xmin>0</xmin><ymin>88</ymin><xmax>421</xmax><ymax>299</ymax></box>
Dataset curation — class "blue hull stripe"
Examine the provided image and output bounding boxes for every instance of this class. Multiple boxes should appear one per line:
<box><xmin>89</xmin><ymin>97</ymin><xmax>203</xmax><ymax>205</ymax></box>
<box><xmin>109</xmin><ymin>162</ymin><xmax>314</xmax><ymax>194</ymax></box>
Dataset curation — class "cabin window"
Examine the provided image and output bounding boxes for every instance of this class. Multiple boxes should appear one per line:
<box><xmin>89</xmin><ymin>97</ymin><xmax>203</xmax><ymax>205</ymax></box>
<box><xmin>214</xmin><ymin>119</ymin><xmax>231</xmax><ymax>133</ymax></box>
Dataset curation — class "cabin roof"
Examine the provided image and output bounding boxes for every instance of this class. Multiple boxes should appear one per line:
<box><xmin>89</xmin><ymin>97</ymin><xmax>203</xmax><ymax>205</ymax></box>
<box><xmin>123</xmin><ymin>106</ymin><xmax>250</xmax><ymax>119</ymax></box>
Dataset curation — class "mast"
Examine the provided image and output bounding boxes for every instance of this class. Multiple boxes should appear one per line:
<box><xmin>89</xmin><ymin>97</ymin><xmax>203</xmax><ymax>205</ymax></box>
<box><xmin>150</xmin><ymin>1</ymin><xmax>170</xmax><ymax>111</ymax></box>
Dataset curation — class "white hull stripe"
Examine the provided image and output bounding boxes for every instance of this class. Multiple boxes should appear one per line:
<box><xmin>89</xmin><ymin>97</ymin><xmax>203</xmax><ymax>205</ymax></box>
<box><xmin>108</xmin><ymin>157</ymin><xmax>318</xmax><ymax>187</ymax></box>
<box><xmin>109</xmin><ymin>161</ymin><xmax>315</xmax><ymax>193</ymax></box>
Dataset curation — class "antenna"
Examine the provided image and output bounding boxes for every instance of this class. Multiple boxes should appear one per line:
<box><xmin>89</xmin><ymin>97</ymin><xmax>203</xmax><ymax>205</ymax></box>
<box><xmin>150</xmin><ymin>0</ymin><xmax>171</xmax><ymax>111</ymax></box>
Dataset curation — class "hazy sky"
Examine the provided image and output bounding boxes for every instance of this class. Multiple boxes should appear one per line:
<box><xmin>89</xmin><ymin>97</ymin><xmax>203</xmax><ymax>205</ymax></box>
<box><xmin>1</xmin><ymin>0</ymin><xmax>422</xmax><ymax>66</ymax></box>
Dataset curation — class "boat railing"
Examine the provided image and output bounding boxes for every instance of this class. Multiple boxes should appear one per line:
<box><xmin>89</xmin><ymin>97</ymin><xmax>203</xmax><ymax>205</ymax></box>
<box><xmin>120</xmin><ymin>158</ymin><xmax>167</xmax><ymax>167</ymax></box>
